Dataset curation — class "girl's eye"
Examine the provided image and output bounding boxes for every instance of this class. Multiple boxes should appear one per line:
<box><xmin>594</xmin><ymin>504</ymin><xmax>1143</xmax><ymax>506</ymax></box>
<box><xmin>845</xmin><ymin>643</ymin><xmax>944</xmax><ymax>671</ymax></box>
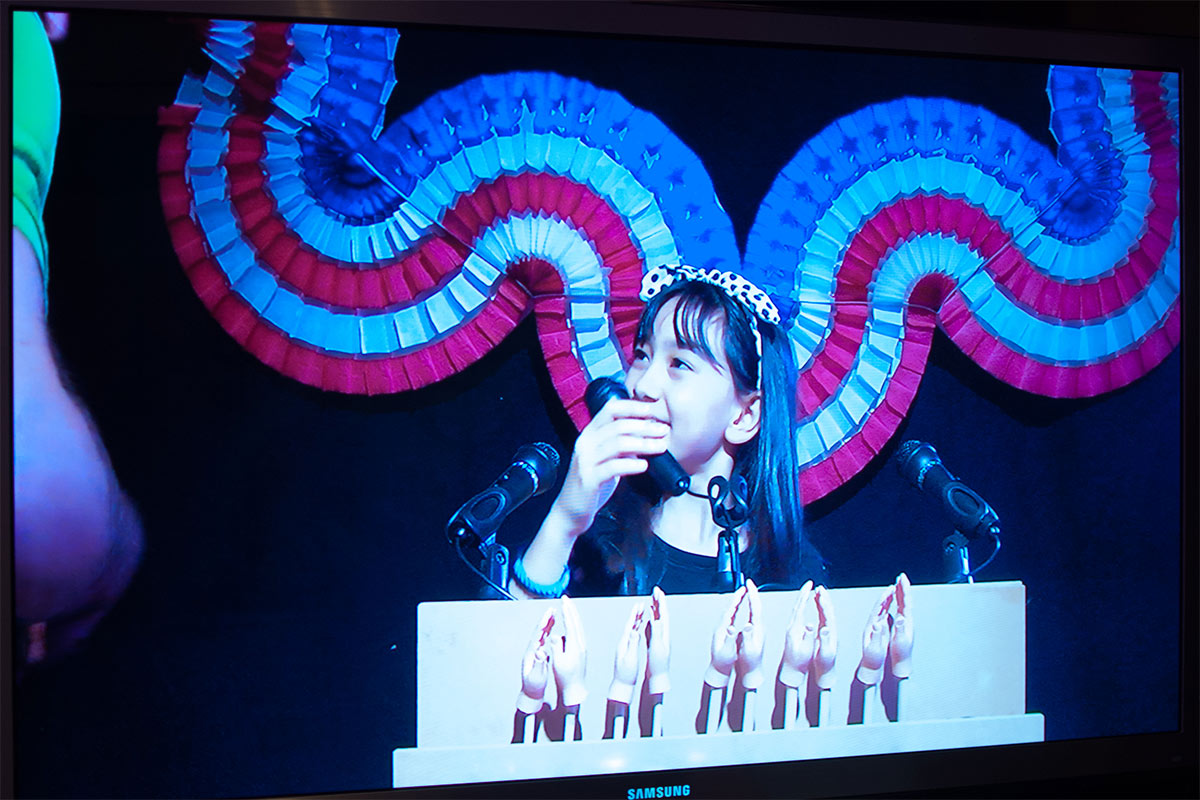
<box><xmin>670</xmin><ymin>357</ymin><xmax>692</xmax><ymax>371</ymax></box>
<box><xmin>632</xmin><ymin>347</ymin><xmax>648</xmax><ymax>362</ymax></box>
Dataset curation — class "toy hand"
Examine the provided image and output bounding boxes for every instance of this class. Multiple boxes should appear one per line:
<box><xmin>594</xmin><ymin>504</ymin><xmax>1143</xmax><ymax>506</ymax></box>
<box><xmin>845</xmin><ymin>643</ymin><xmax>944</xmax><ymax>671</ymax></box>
<box><xmin>552</xmin><ymin>595</ymin><xmax>588</xmax><ymax>706</ymax></box>
<box><xmin>779</xmin><ymin>581</ymin><xmax>816</xmax><ymax>688</ymax></box>
<box><xmin>646</xmin><ymin>586</ymin><xmax>671</xmax><ymax>694</ymax></box>
<box><xmin>889</xmin><ymin>573</ymin><xmax>914</xmax><ymax>679</ymax></box>
<box><xmin>517</xmin><ymin>608</ymin><xmax>554</xmax><ymax>713</ymax></box>
<box><xmin>736</xmin><ymin>579</ymin><xmax>766</xmax><ymax>689</ymax></box>
<box><xmin>857</xmin><ymin>585</ymin><xmax>894</xmax><ymax>686</ymax></box>
<box><xmin>609</xmin><ymin>601</ymin><xmax>646</xmax><ymax>703</ymax></box>
<box><xmin>812</xmin><ymin>586</ymin><xmax>838</xmax><ymax>689</ymax></box>
<box><xmin>704</xmin><ymin>585</ymin><xmax>746</xmax><ymax>688</ymax></box>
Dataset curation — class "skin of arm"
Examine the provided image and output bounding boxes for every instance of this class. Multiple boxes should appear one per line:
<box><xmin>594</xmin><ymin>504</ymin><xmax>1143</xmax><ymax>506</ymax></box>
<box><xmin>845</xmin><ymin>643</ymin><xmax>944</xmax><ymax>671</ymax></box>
<box><xmin>512</xmin><ymin>398</ymin><xmax>667</xmax><ymax>597</ymax></box>
<box><xmin>12</xmin><ymin>230</ymin><xmax>144</xmax><ymax>654</ymax></box>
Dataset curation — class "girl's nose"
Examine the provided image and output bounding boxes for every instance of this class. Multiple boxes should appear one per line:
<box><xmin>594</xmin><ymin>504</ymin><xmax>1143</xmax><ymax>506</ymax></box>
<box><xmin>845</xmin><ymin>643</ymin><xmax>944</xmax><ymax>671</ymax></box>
<box><xmin>628</xmin><ymin>357</ymin><xmax>665</xmax><ymax>401</ymax></box>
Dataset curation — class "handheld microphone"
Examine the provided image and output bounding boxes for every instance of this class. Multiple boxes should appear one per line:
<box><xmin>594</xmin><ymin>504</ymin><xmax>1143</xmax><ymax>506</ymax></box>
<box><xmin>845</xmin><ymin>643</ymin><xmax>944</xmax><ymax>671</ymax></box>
<box><xmin>447</xmin><ymin>442</ymin><xmax>561</xmax><ymax>547</ymax></box>
<box><xmin>584</xmin><ymin>377</ymin><xmax>690</xmax><ymax>497</ymax></box>
<box><xmin>896</xmin><ymin>440</ymin><xmax>1000</xmax><ymax>539</ymax></box>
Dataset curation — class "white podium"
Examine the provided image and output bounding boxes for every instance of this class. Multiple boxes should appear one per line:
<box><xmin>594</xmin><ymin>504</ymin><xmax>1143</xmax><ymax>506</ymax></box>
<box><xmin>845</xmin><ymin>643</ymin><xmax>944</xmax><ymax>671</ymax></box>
<box><xmin>393</xmin><ymin>581</ymin><xmax>1043</xmax><ymax>788</ymax></box>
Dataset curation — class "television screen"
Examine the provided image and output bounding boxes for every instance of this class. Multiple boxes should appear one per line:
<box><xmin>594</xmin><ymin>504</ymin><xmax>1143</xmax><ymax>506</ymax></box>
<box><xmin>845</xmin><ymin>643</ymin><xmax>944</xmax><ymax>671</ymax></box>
<box><xmin>6</xmin><ymin>2</ymin><xmax>1196</xmax><ymax>798</ymax></box>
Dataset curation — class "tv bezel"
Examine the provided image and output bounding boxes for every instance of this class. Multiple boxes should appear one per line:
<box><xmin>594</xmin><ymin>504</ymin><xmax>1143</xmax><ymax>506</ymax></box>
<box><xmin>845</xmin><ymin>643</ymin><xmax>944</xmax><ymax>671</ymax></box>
<box><xmin>2</xmin><ymin>1</ymin><xmax>1195</xmax><ymax>798</ymax></box>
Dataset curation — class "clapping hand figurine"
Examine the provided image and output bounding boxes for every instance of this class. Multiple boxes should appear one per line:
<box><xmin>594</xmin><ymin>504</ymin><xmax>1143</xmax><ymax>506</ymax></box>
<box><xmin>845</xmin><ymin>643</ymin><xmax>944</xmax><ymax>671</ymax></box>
<box><xmin>812</xmin><ymin>586</ymin><xmax>838</xmax><ymax>689</ymax></box>
<box><xmin>857</xmin><ymin>585</ymin><xmax>894</xmax><ymax>686</ymax></box>
<box><xmin>609</xmin><ymin>601</ymin><xmax>646</xmax><ymax>704</ymax></box>
<box><xmin>704</xmin><ymin>585</ymin><xmax>746</xmax><ymax>688</ymax></box>
<box><xmin>552</xmin><ymin>595</ymin><xmax>589</xmax><ymax>707</ymax></box>
<box><xmin>736</xmin><ymin>579</ymin><xmax>765</xmax><ymax>690</ymax></box>
<box><xmin>517</xmin><ymin>608</ymin><xmax>555</xmax><ymax>714</ymax></box>
<box><xmin>646</xmin><ymin>586</ymin><xmax>671</xmax><ymax>694</ymax></box>
<box><xmin>779</xmin><ymin>581</ymin><xmax>816</xmax><ymax>688</ymax></box>
<box><xmin>889</xmin><ymin>573</ymin><xmax>914</xmax><ymax>679</ymax></box>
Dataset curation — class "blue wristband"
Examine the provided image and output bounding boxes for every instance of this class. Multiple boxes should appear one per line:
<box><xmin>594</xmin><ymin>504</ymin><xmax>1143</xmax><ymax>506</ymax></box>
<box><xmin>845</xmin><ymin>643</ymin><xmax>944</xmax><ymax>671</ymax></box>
<box><xmin>513</xmin><ymin>556</ymin><xmax>570</xmax><ymax>598</ymax></box>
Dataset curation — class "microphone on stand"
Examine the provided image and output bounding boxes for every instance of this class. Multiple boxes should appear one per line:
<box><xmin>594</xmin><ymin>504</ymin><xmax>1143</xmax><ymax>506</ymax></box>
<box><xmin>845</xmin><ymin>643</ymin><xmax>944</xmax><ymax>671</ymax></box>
<box><xmin>447</xmin><ymin>442</ymin><xmax>560</xmax><ymax>547</ymax></box>
<box><xmin>896</xmin><ymin>440</ymin><xmax>1000</xmax><ymax>539</ymax></box>
<box><xmin>584</xmin><ymin>377</ymin><xmax>690</xmax><ymax>497</ymax></box>
<box><xmin>446</xmin><ymin>443</ymin><xmax>560</xmax><ymax>598</ymax></box>
<box><xmin>895</xmin><ymin>440</ymin><xmax>1001</xmax><ymax>583</ymax></box>
<box><xmin>708</xmin><ymin>475</ymin><xmax>750</xmax><ymax>592</ymax></box>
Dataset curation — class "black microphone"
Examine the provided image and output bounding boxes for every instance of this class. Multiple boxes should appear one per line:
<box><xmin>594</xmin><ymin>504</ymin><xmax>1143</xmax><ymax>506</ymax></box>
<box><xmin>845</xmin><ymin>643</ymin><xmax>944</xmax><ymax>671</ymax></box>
<box><xmin>896</xmin><ymin>440</ymin><xmax>1000</xmax><ymax>539</ymax></box>
<box><xmin>584</xmin><ymin>377</ymin><xmax>690</xmax><ymax>497</ymax></box>
<box><xmin>447</xmin><ymin>443</ymin><xmax>561</xmax><ymax>547</ymax></box>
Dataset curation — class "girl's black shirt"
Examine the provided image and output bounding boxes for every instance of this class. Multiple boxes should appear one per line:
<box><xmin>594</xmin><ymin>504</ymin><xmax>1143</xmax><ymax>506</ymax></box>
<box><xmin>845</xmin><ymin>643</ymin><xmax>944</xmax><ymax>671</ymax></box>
<box><xmin>565</xmin><ymin>514</ymin><xmax>829</xmax><ymax>596</ymax></box>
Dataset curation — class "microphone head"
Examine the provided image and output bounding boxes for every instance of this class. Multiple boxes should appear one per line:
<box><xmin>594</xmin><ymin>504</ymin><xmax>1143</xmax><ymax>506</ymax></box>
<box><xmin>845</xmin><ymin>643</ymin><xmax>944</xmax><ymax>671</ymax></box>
<box><xmin>896</xmin><ymin>440</ymin><xmax>941</xmax><ymax>489</ymax></box>
<box><xmin>585</xmin><ymin>376</ymin><xmax>629</xmax><ymax>417</ymax></box>
<box><xmin>514</xmin><ymin>442</ymin><xmax>561</xmax><ymax>496</ymax></box>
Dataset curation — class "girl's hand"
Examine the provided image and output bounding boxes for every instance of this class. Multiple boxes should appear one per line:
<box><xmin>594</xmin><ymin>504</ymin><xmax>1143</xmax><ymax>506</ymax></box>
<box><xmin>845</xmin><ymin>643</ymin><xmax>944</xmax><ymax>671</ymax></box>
<box><xmin>549</xmin><ymin>398</ymin><xmax>670</xmax><ymax>536</ymax></box>
<box><xmin>646</xmin><ymin>586</ymin><xmax>671</xmax><ymax>694</ymax></box>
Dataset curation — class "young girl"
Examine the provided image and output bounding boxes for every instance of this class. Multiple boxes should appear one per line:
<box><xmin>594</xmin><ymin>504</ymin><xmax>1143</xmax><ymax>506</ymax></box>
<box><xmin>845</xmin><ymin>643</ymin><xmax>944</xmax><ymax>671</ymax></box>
<box><xmin>511</xmin><ymin>264</ymin><xmax>827</xmax><ymax>598</ymax></box>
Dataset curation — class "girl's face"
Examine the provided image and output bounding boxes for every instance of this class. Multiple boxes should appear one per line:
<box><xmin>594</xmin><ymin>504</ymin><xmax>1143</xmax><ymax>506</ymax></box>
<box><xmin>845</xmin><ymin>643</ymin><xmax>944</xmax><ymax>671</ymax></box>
<box><xmin>625</xmin><ymin>296</ymin><xmax>760</xmax><ymax>477</ymax></box>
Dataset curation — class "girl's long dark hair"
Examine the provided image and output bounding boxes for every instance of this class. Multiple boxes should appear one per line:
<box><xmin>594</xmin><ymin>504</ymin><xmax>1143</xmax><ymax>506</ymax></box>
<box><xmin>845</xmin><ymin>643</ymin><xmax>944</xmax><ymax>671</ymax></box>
<box><xmin>599</xmin><ymin>279</ymin><xmax>807</xmax><ymax>588</ymax></box>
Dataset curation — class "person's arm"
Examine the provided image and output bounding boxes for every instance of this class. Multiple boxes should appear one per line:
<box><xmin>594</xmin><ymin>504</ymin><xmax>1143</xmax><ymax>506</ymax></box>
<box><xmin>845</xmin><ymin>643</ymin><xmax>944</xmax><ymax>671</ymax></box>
<box><xmin>510</xmin><ymin>398</ymin><xmax>668</xmax><ymax>598</ymax></box>
<box><xmin>510</xmin><ymin>504</ymin><xmax>584</xmax><ymax>600</ymax></box>
<box><xmin>12</xmin><ymin>229</ymin><xmax>144</xmax><ymax>661</ymax></box>
<box><xmin>12</xmin><ymin>10</ymin><xmax>143</xmax><ymax>666</ymax></box>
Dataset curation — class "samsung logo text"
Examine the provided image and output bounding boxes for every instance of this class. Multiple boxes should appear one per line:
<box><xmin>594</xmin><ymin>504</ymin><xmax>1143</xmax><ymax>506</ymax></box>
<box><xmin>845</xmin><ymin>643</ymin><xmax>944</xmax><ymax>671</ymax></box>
<box><xmin>627</xmin><ymin>785</ymin><xmax>690</xmax><ymax>799</ymax></box>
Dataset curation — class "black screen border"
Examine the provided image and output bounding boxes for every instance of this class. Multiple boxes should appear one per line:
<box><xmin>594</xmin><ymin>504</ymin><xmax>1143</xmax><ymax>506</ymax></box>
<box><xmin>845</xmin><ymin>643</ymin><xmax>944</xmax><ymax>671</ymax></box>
<box><xmin>2</xmin><ymin>2</ymin><xmax>1195</xmax><ymax>798</ymax></box>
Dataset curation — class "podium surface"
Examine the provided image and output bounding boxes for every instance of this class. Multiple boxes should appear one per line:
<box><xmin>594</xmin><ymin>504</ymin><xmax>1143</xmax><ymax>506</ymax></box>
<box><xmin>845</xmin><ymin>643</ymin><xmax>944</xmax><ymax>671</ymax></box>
<box><xmin>394</xmin><ymin>581</ymin><xmax>1042</xmax><ymax>788</ymax></box>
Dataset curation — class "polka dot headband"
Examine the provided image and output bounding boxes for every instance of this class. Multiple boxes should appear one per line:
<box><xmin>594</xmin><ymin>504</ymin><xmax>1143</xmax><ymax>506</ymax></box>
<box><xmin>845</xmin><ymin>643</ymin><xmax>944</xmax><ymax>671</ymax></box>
<box><xmin>639</xmin><ymin>264</ymin><xmax>781</xmax><ymax>387</ymax></box>
<box><xmin>640</xmin><ymin>264</ymin><xmax>781</xmax><ymax>326</ymax></box>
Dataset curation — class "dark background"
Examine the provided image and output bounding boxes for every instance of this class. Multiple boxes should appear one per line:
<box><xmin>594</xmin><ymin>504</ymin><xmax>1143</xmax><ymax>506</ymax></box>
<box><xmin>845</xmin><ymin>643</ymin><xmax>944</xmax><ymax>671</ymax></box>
<box><xmin>12</xmin><ymin>8</ymin><xmax>1183</xmax><ymax>798</ymax></box>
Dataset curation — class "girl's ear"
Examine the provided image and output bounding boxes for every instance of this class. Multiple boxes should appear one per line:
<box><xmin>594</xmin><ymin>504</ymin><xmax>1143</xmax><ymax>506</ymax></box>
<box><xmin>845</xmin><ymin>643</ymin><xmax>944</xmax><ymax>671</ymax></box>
<box><xmin>726</xmin><ymin>392</ymin><xmax>762</xmax><ymax>446</ymax></box>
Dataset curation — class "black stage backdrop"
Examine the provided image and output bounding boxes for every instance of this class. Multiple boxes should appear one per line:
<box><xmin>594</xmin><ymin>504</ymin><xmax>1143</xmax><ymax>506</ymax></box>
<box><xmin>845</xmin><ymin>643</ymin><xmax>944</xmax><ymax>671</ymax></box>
<box><xmin>13</xmin><ymin>11</ymin><xmax>1181</xmax><ymax>798</ymax></box>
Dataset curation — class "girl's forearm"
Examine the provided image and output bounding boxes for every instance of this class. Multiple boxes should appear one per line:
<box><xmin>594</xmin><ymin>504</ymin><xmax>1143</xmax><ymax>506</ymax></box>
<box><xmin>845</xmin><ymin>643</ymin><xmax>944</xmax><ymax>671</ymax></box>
<box><xmin>510</xmin><ymin>504</ymin><xmax>584</xmax><ymax>597</ymax></box>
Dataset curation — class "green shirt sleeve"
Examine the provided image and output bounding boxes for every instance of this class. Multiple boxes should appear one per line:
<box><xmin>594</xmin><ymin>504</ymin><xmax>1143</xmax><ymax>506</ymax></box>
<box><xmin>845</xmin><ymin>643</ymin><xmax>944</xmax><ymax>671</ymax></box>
<box><xmin>12</xmin><ymin>10</ymin><xmax>61</xmax><ymax>294</ymax></box>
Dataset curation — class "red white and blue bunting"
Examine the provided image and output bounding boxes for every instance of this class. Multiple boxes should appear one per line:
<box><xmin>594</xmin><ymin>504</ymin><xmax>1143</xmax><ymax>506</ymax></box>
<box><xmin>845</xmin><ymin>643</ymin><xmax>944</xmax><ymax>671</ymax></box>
<box><xmin>158</xmin><ymin>21</ymin><xmax>1180</xmax><ymax>502</ymax></box>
